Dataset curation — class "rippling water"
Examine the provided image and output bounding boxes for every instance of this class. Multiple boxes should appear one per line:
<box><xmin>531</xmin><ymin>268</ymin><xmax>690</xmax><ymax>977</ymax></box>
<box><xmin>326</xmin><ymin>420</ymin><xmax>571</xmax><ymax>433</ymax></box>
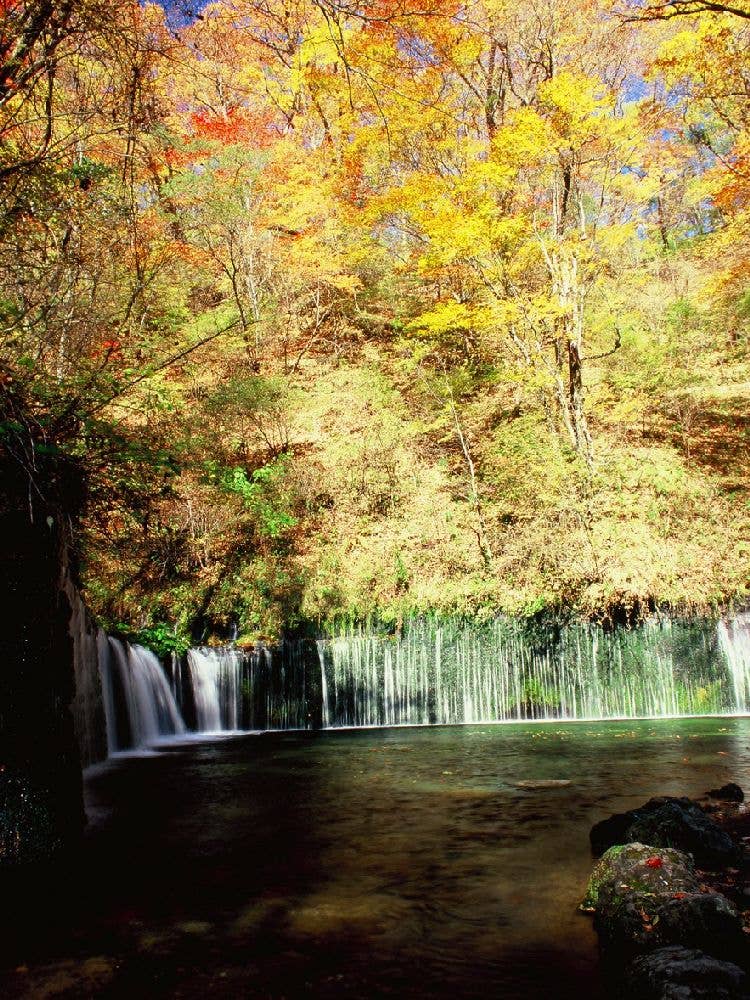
<box><xmin>3</xmin><ymin>717</ymin><xmax>750</xmax><ymax>998</ymax></box>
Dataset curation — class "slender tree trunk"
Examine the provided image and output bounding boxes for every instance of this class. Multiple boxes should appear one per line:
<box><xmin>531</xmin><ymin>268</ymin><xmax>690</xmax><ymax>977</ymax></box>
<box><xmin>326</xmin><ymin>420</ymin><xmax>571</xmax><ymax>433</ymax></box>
<box><xmin>539</xmin><ymin>247</ymin><xmax>594</xmax><ymax>468</ymax></box>
<box><xmin>444</xmin><ymin>382</ymin><xmax>494</xmax><ymax>570</ymax></box>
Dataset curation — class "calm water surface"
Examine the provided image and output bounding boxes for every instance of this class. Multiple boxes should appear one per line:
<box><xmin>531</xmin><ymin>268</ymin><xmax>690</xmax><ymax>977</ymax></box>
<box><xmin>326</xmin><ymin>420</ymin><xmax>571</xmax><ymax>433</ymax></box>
<box><xmin>3</xmin><ymin>717</ymin><xmax>750</xmax><ymax>998</ymax></box>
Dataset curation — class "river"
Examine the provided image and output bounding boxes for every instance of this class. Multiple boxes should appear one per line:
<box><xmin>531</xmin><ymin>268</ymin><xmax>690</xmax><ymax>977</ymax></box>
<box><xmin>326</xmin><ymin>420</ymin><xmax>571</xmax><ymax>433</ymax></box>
<box><xmin>2</xmin><ymin>716</ymin><xmax>749</xmax><ymax>998</ymax></box>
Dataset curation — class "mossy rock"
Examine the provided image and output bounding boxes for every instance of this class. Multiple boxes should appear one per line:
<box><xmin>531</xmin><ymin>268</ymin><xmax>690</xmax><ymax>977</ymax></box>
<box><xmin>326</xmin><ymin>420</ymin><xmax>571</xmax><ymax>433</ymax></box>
<box><xmin>582</xmin><ymin>842</ymin><xmax>697</xmax><ymax>911</ymax></box>
<box><xmin>583</xmin><ymin>843</ymin><xmax>744</xmax><ymax>957</ymax></box>
<box><xmin>584</xmin><ymin>843</ymin><xmax>702</xmax><ymax>952</ymax></box>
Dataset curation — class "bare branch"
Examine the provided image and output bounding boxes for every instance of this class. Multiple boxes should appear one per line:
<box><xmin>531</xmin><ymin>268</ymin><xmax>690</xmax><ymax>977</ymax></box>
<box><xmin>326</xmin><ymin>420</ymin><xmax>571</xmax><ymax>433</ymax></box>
<box><xmin>619</xmin><ymin>1</ymin><xmax>750</xmax><ymax>22</ymax></box>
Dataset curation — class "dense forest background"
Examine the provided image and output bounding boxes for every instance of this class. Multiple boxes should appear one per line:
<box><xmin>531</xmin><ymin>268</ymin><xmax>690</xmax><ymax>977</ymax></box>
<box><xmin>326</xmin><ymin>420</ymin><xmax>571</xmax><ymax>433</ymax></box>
<box><xmin>0</xmin><ymin>0</ymin><xmax>748</xmax><ymax>648</ymax></box>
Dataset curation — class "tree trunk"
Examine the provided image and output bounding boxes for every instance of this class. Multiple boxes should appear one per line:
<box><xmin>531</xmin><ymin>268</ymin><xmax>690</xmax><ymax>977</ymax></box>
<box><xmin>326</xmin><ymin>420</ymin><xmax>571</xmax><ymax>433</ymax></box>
<box><xmin>542</xmin><ymin>249</ymin><xmax>594</xmax><ymax>468</ymax></box>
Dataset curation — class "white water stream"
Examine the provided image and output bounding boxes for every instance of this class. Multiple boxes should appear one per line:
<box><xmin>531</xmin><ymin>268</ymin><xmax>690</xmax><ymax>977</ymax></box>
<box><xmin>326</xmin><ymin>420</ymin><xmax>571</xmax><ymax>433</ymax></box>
<box><xmin>74</xmin><ymin>613</ymin><xmax>750</xmax><ymax>761</ymax></box>
<box><xmin>98</xmin><ymin>637</ymin><xmax>185</xmax><ymax>752</ymax></box>
<box><xmin>187</xmin><ymin>646</ymin><xmax>242</xmax><ymax>732</ymax></box>
<box><xmin>718</xmin><ymin>611</ymin><xmax>750</xmax><ymax>711</ymax></box>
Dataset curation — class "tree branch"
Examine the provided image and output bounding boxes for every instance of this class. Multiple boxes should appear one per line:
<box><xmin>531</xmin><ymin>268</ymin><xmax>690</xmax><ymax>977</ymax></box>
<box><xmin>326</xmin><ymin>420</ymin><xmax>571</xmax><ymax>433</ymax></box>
<box><xmin>620</xmin><ymin>1</ymin><xmax>750</xmax><ymax>22</ymax></box>
<box><xmin>582</xmin><ymin>328</ymin><xmax>622</xmax><ymax>362</ymax></box>
<box><xmin>51</xmin><ymin>318</ymin><xmax>244</xmax><ymax>429</ymax></box>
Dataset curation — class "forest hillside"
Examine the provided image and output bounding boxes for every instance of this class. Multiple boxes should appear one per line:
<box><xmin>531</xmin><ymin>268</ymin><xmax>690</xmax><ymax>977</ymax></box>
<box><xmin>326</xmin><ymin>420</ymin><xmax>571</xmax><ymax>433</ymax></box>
<box><xmin>1</xmin><ymin>0</ymin><xmax>748</xmax><ymax>647</ymax></box>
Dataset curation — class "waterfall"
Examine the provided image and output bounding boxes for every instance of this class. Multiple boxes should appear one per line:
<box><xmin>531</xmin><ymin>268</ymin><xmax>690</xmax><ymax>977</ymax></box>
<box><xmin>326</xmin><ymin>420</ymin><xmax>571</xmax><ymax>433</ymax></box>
<box><xmin>718</xmin><ymin>611</ymin><xmax>750</xmax><ymax>709</ymax></box>
<box><xmin>187</xmin><ymin>647</ymin><xmax>242</xmax><ymax>732</ymax></box>
<box><xmin>80</xmin><ymin>635</ymin><xmax>308</xmax><ymax>760</ymax></box>
<box><xmin>71</xmin><ymin>611</ymin><xmax>750</xmax><ymax>764</ymax></box>
<box><xmin>78</xmin><ymin>637</ymin><xmax>245</xmax><ymax>760</ymax></box>
<box><xmin>97</xmin><ymin>630</ymin><xmax>119</xmax><ymax>757</ymax></box>
<box><xmin>312</xmin><ymin>614</ymin><xmax>750</xmax><ymax>727</ymax></box>
<box><xmin>98</xmin><ymin>638</ymin><xmax>185</xmax><ymax>752</ymax></box>
<box><xmin>67</xmin><ymin>583</ymin><xmax>108</xmax><ymax>767</ymax></box>
<box><xmin>244</xmin><ymin>641</ymin><xmax>308</xmax><ymax>729</ymax></box>
<box><xmin>317</xmin><ymin>639</ymin><xmax>330</xmax><ymax>728</ymax></box>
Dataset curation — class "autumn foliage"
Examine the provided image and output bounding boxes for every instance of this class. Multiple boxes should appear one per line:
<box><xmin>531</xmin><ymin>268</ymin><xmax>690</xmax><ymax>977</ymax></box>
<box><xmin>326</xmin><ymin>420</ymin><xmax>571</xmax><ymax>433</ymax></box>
<box><xmin>0</xmin><ymin>0</ymin><xmax>749</xmax><ymax>638</ymax></box>
<box><xmin>191</xmin><ymin>107</ymin><xmax>275</xmax><ymax>146</ymax></box>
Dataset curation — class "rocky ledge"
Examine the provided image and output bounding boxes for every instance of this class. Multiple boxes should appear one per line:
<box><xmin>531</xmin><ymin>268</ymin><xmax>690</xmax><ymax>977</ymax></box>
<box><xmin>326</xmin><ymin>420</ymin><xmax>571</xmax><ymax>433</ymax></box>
<box><xmin>583</xmin><ymin>784</ymin><xmax>749</xmax><ymax>999</ymax></box>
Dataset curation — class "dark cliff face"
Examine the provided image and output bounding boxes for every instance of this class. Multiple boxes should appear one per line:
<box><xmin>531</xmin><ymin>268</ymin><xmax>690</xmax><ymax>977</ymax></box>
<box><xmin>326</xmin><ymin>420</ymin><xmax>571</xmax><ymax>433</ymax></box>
<box><xmin>0</xmin><ymin>451</ymin><xmax>86</xmax><ymax>865</ymax></box>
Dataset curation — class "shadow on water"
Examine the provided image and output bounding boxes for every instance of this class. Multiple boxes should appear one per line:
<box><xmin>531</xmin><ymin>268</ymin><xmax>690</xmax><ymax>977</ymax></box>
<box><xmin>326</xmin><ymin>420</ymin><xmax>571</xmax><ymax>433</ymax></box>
<box><xmin>2</xmin><ymin>717</ymin><xmax>750</xmax><ymax>998</ymax></box>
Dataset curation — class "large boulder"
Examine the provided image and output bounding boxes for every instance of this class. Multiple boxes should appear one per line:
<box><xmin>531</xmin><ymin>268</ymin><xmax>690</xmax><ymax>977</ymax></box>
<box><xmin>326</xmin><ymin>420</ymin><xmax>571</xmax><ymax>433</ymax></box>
<box><xmin>583</xmin><ymin>843</ymin><xmax>699</xmax><ymax>951</ymax></box>
<box><xmin>583</xmin><ymin>842</ymin><xmax>743</xmax><ymax>959</ymax></box>
<box><xmin>583</xmin><ymin>842</ymin><xmax>698</xmax><ymax>910</ymax></box>
<box><xmin>590</xmin><ymin>796</ymin><xmax>740</xmax><ymax>869</ymax></box>
<box><xmin>625</xmin><ymin>946</ymin><xmax>747</xmax><ymax>1000</ymax></box>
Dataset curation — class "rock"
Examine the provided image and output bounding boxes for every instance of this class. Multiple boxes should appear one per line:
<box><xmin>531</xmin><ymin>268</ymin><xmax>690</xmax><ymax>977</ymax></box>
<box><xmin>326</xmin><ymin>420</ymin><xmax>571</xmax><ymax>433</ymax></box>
<box><xmin>625</xmin><ymin>946</ymin><xmax>747</xmax><ymax>1000</ymax></box>
<box><xmin>514</xmin><ymin>779</ymin><xmax>571</xmax><ymax>789</ymax></box>
<box><xmin>706</xmin><ymin>783</ymin><xmax>744</xmax><ymax>803</ymax></box>
<box><xmin>583</xmin><ymin>843</ymin><xmax>699</xmax><ymax>908</ymax></box>
<box><xmin>653</xmin><ymin>892</ymin><xmax>744</xmax><ymax>960</ymax></box>
<box><xmin>590</xmin><ymin>809</ymin><xmax>637</xmax><ymax>854</ymax></box>
<box><xmin>585</xmin><ymin>843</ymin><xmax>699</xmax><ymax>950</ymax></box>
<box><xmin>583</xmin><ymin>842</ymin><xmax>746</xmax><ymax>961</ymax></box>
<box><xmin>590</xmin><ymin>796</ymin><xmax>740</xmax><ymax>869</ymax></box>
<box><xmin>629</xmin><ymin>800</ymin><xmax>741</xmax><ymax>869</ymax></box>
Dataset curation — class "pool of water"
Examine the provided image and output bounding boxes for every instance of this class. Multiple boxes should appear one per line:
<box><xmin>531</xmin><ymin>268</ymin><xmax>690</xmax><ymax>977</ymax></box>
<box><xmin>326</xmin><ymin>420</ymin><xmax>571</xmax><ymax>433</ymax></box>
<box><xmin>3</xmin><ymin>716</ymin><xmax>750</xmax><ymax>998</ymax></box>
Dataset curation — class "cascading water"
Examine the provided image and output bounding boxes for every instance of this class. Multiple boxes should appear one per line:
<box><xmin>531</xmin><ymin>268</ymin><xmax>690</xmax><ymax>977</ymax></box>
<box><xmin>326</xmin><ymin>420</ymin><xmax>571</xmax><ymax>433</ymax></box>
<box><xmin>97</xmin><ymin>630</ymin><xmax>119</xmax><ymax>757</ymax></box>
<box><xmin>187</xmin><ymin>647</ymin><xmax>242</xmax><ymax>732</ymax></box>
<box><xmin>73</xmin><ymin>612</ymin><xmax>750</xmax><ymax>765</ymax></box>
<box><xmin>171</xmin><ymin>614</ymin><xmax>750</xmax><ymax>733</ymax></box>
<box><xmin>718</xmin><ymin>611</ymin><xmax>750</xmax><ymax>710</ymax></box>
<box><xmin>317</xmin><ymin>640</ymin><xmax>330</xmax><ymax>728</ymax></box>
<box><xmin>78</xmin><ymin>635</ymin><xmax>310</xmax><ymax>760</ymax></box>
<box><xmin>98</xmin><ymin>638</ymin><xmax>185</xmax><ymax>752</ymax></box>
<box><xmin>313</xmin><ymin>614</ymin><xmax>750</xmax><ymax>728</ymax></box>
<box><xmin>244</xmin><ymin>642</ymin><xmax>308</xmax><ymax>729</ymax></box>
